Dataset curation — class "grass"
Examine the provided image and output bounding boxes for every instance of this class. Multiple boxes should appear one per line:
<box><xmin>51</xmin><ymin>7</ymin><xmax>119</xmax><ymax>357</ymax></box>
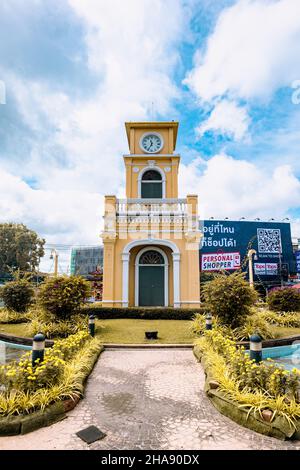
<box><xmin>94</xmin><ymin>319</ymin><xmax>193</xmax><ymax>344</ymax></box>
<box><xmin>2</xmin><ymin>319</ymin><xmax>300</xmax><ymax>344</ymax></box>
<box><xmin>0</xmin><ymin>323</ymin><xmax>30</xmax><ymax>337</ymax></box>
<box><xmin>271</xmin><ymin>325</ymin><xmax>300</xmax><ymax>338</ymax></box>
<box><xmin>0</xmin><ymin>319</ymin><xmax>194</xmax><ymax>344</ymax></box>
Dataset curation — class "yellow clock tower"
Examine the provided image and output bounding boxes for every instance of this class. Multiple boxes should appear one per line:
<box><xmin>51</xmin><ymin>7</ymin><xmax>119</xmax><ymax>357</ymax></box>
<box><xmin>101</xmin><ymin>121</ymin><xmax>202</xmax><ymax>308</ymax></box>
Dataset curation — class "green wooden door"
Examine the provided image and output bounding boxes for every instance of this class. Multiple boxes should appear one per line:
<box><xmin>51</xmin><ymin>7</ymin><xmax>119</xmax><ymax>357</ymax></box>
<box><xmin>141</xmin><ymin>182</ymin><xmax>162</xmax><ymax>198</ymax></box>
<box><xmin>139</xmin><ymin>266</ymin><xmax>164</xmax><ymax>306</ymax></box>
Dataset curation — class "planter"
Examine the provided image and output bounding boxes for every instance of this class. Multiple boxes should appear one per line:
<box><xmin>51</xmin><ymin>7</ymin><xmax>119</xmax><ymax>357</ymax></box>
<box><xmin>145</xmin><ymin>331</ymin><xmax>158</xmax><ymax>340</ymax></box>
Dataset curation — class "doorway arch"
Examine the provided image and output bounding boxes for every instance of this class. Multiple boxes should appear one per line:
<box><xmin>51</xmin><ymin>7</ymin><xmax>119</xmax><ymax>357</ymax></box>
<box><xmin>135</xmin><ymin>247</ymin><xmax>168</xmax><ymax>307</ymax></box>
<box><xmin>122</xmin><ymin>239</ymin><xmax>180</xmax><ymax>308</ymax></box>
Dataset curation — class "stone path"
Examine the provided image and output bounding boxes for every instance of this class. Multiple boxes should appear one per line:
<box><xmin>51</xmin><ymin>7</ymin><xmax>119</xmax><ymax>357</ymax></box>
<box><xmin>0</xmin><ymin>348</ymin><xmax>300</xmax><ymax>450</ymax></box>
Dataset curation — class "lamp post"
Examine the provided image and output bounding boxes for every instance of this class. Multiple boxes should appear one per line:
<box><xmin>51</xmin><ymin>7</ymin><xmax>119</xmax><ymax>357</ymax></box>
<box><xmin>50</xmin><ymin>249</ymin><xmax>59</xmax><ymax>277</ymax></box>
<box><xmin>248</xmin><ymin>249</ymin><xmax>257</xmax><ymax>288</ymax></box>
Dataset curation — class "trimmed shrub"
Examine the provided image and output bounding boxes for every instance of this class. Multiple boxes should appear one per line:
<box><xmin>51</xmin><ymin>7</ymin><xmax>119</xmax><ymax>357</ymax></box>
<box><xmin>0</xmin><ymin>280</ymin><xmax>34</xmax><ymax>312</ymax></box>
<box><xmin>26</xmin><ymin>313</ymin><xmax>88</xmax><ymax>339</ymax></box>
<box><xmin>267</xmin><ymin>288</ymin><xmax>300</xmax><ymax>313</ymax></box>
<box><xmin>81</xmin><ymin>305</ymin><xmax>208</xmax><ymax>320</ymax></box>
<box><xmin>203</xmin><ymin>272</ymin><xmax>257</xmax><ymax>328</ymax></box>
<box><xmin>233</xmin><ymin>312</ymin><xmax>275</xmax><ymax>341</ymax></box>
<box><xmin>0</xmin><ymin>308</ymin><xmax>31</xmax><ymax>324</ymax></box>
<box><xmin>38</xmin><ymin>275</ymin><xmax>91</xmax><ymax>320</ymax></box>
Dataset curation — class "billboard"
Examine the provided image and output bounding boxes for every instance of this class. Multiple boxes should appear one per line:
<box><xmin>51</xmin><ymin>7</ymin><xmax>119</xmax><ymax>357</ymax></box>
<box><xmin>199</xmin><ymin>220</ymin><xmax>296</xmax><ymax>284</ymax></box>
<box><xmin>296</xmin><ymin>250</ymin><xmax>300</xmax><ymax>274</ymax></box>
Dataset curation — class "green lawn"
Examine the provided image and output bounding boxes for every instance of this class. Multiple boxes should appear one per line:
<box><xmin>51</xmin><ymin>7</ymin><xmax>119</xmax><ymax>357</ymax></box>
<box><xmin>271</xmin><ymin>325</ymin><xmax>300</xmax><ymax>338</ymax></box>
<box><xmin>2</xmin><ymin>320</ymin><xmax>300</xmax><ymax>344</ymax></box>
<box><xmin>0</xmin><ymin>319</ymin><xmax>194</xmax><ymax>344</ymax></box>
<box><xmin>95</xmin><ymin>319</ymin><xmax>194</xmax><ymax>344</ymax></box>
<box><xmin>0</xmin><ymin>322</ymin><xmax>30</xmax><ymax>337</ymax></box>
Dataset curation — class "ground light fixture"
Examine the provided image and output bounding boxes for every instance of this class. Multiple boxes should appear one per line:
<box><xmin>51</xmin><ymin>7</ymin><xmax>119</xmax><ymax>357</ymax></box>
<box><xmin>205</xmin><ymin>313</ymin><xmax>213</xmax><ymax>330</ymax></box>
<box><xmin>145</xmin><ymin>331</ymin><xmax>158</xmax><ymax>340</ymax></box>
<box><xmin>249</xmin><ymin>334</ymin><xmax>262</xmax><ymax>363</ymax></box>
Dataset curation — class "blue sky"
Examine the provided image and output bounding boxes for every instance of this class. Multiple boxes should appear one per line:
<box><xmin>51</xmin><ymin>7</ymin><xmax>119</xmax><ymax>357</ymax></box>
<box><xmin>0</xmin><ymin>0</ymin><xmax>300</xmax><ymax>273</ymax></box>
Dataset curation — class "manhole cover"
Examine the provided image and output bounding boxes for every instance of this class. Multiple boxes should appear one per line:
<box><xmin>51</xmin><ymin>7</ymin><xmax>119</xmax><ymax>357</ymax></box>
<box><xmin>76</xmin><ymin>425</ymin><xmax>106</xmax><ymax>444</ymax></box>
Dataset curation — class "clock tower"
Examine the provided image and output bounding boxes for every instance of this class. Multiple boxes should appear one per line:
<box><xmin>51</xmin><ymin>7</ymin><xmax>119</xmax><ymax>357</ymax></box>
<box><xmin>101</xmin><ymin>121</ymin><xmax>202</xmax><ymax>308</ymax></box>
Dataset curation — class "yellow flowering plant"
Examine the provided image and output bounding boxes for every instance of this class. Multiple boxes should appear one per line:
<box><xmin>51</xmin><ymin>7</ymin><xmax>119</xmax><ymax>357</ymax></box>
<box><xmin>0</xmin><ymin>331</ymin><xmax>90</xmax><ymax>392</ymax></box>
<box><xmin>203</xmin><ymin>330</ymin><xmax>300</xmax><ymax>400</ymax></box>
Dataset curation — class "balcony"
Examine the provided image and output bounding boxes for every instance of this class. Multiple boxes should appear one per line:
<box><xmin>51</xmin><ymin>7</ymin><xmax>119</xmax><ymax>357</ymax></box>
<box><xmin>103</xmin><ymin>195</ymin><xmax>199</xmax><ymax>236</ymax></box>
<box><xmin>116</xmin><ymin>198</ymin><xmax>187</xmax><ymax>215</ymax></box>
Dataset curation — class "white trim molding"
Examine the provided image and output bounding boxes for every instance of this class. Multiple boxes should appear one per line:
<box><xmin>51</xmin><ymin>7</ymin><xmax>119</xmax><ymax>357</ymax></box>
<box><xmin>122</xmin><ymin>239</ymin><xmax>180</xmax><ymax>308</ymax></box>
<box><xmin>138</xmin><ymin>165</ymin><xmax>166</xmax><ymax>198</ymax></box>
<box><xmin>172</xmin><ymin>252</ymin><xmax>180</xmax><ymax>308</ymax></box>
<box><xmin>121</xmin><ymin>253</ymin><xmax>130</xmax><ymax>307</ymax></box>
<box><xmin>135</xmin><ymin>246</ymin><xmax>169</xmax><ymax>307</ymax></box>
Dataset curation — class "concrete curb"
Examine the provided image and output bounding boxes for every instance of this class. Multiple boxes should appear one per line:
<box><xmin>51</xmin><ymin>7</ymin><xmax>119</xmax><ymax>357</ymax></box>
<box><xmin>193</xmin><ymin>345</ymin><xmax>300</xmax><ymax>441</ymax></box>
<box><xmin>237</xmin><ymin>334</ymin><xmax>300</xmax><ymax>349</ymax></box>
<box><xmin>103</xmin><ymin>343</ymin><xmax>193</xmax><ymax>349</ymax></box>
<box><xmin>0</xmin><ymin>332</ymin><xmax>54</xmax><ymax>347</ymax></box>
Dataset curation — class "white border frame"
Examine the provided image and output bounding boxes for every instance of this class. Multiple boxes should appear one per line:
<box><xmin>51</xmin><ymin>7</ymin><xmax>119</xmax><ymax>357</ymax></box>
<box><xmin>139</xmin><ymin>132</ymin><xmax>164</xmax><ymax>154</ymax></box>
<box><xmin>138</xmin><ymin>165</ymin><xmax>166</xmax><ymax>198</ymax></box>
<box><xmin>135</xmin><ymin>247</ymin><xmax>168</xmax><ymax>307</ymax></box>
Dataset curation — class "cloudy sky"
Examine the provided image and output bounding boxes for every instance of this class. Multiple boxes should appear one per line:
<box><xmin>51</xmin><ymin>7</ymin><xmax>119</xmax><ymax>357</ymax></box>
<box><xmin>0</xmin><ymin>0</ymin><xmax>300</xmax><ymax>273</ymax></box>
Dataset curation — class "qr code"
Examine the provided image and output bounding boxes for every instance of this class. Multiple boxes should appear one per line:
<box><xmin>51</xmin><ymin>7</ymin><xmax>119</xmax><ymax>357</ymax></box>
<box><xmin>257</xmin><ymin>228</ymin><xmax>282</xmax><ymax>253</ymax></box>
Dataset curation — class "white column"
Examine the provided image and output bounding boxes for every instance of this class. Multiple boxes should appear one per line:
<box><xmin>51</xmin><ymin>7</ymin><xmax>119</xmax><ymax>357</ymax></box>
<box><xmin>172</xmin><ymin>252</ymin><xmax>180</xmax><ymax>308</ymax></box>
<box><xmin>122</xmin><ymin>253</ymin><xmax>130</xmax><ymax>307</ymax></box>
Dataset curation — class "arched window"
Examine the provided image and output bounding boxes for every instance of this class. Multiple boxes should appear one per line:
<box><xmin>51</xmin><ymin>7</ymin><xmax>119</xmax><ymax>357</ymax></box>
<box><xmin>141</xmin><ymin>170</ymin><xmax>162</xmax><ymax>198</ymax></box>
<box><xmin>139</xmin><ymin>250</ymin><xmax>164</xmax><ymax>265</ymax></box>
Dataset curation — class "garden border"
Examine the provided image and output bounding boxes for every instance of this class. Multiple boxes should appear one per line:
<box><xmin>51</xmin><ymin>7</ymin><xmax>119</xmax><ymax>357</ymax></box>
<box><xmin>0</xmin><ymin>332</ymin><xmax>53</xmax><ymax>347</ymax></box>
<box><xmin>0</xmin><ymin>342</ymin><xmax>103</xmax><ymax>436</ymax></box>
<box><xmin>193</xmin><ymin>344</ymin><xmax>300</xmax><ymax>441</ymax></box>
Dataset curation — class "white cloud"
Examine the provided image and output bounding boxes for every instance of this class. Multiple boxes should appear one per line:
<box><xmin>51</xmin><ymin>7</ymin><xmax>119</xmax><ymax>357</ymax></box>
<box><xmin>0</xmin><ymin>167</ymin><xmax>103</xmax><ymax>246</ymax></box>
<box><xmin>179</xmin><ymin>153</ymin><xmax>300</xmax><ymax>237</ymax></box>
<box><xmin>196</xmin><ymin>99</ymin><xmax>250</xmax><ymax>140</ymax></box>
<box><xmin>185</xmin><ymin>0</ymin><xmax>300</xmax><ymax>102</ymax></box>
<box><xmin>0</xmin><ymin>0</ymin><xmax>191</xmax><ymax>271</ymax></box>
<box><xmin>184</xmin><ymin>0</ymin><xmax>300</xmax><ymax>141</ymax></box>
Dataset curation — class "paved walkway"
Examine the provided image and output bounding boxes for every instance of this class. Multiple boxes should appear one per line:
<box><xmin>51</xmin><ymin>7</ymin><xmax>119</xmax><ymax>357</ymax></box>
<box><xmin>0</xmin><ymin>349</ymin><xmax>300</xmax><ymax>450</ymax></box>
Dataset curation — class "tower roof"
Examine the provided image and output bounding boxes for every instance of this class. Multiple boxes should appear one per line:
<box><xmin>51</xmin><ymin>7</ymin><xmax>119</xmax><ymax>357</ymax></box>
<box><xmin>125</xmin><ymin>121</ymin><xmax>179</xmax><ymax>150</ymax></box>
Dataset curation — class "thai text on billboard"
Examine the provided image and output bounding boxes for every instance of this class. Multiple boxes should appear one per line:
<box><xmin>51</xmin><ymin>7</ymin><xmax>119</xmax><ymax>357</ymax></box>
<box><xmin>201</xmin><ymin>252</ymin><xmax>241</xmax><ymax>271</ymax></box>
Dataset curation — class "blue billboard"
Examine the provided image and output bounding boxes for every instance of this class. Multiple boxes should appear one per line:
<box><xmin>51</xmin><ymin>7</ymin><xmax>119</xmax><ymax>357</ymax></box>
<box><xmin>296</xmin><ymin>250</ymin><xmax>300</xmax><ymax>274</ymax></box>
<box><xmin>199</xmin><ymin>220</ymin><xmax>296</xmax><ymax>286</ymax></box>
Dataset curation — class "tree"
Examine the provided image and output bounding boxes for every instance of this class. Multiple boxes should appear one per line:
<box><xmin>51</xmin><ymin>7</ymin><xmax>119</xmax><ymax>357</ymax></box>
<box><xmin>0</xmin><ymin>223</ymin><xmax>45</xmax><ymax>276</ymax></box>
<box><xmin>0</xmin><ymin>279</ymin><xmax>34</xmax><ymax>312</ymax></box>
<box><xmin>38</xmin><ymin>275</ymin><xmax>91</xmax><ymax>320</ymax></box>
<box><xmin>267</xmin><ymin>288</ymin><xmax>300</xmax><ymax>312</ymax></box>
<box><xmin>203</xmin><ymin>271</ymin><xmax>258</xmax><ymax>328</ymax></box>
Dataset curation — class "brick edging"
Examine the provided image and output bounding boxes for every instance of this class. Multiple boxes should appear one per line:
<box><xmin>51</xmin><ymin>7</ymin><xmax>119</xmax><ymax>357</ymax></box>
<box><xmin>237</xmin><ymin>334</ymin><xmax>300</xmax><ymax>349</ymax></box>
<box><xmin>0</xmin><ymin>332</ymin><xmax>54</xmax><ymax>347</ymax></box>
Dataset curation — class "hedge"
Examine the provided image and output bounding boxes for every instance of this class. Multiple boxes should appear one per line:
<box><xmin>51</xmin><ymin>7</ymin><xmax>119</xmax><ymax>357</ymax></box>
<box><xmin>81</xmin><ymin>305</ymin><xmax>208</xmax><ymax>320</ymax></box>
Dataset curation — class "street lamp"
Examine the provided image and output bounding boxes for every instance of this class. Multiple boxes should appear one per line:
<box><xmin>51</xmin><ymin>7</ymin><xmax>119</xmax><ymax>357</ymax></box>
<box><xmin>50</xmin><ymin>249</ymin><xmax>59</xmax><ymax>277</ymax></box>
<box><xmin>247</xmin><ymin>249</ymin><xmax>257</xmax><ymax>288</ymax></box>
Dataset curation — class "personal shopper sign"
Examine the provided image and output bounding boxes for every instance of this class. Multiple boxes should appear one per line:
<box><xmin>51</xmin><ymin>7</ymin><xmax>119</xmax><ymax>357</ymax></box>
<box><xmin>201</xmin><ymin>252</ymin><xmax>241</xmax><ymax>271</ymax></box>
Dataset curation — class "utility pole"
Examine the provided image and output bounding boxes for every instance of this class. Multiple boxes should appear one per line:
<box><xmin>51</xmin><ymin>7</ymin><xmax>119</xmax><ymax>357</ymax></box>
<box><xmin>50</xmin><ymin>249</ymin><xmax>59</xmax><ymax>276</ymax></box>
<box><xmin>278</xmin><ymin>239</ymin><xmax>283</xmax><ymax>288</ymax></box>
<box><xmin>248</xmin><ymin>249</ymin><xmax>257</xmax><ymax>288</ymax></box>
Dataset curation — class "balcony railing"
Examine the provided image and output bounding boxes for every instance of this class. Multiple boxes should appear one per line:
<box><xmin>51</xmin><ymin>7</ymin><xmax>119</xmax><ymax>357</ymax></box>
<box><xmin>116</xmin><ymin>198</ymin><xmax>187</xmax><ymax>215</ymax></box>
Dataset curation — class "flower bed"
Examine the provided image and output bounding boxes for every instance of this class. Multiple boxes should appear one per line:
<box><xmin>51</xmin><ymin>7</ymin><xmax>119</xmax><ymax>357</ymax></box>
<box><xmin>0</xmin><ymin>331</ymin><xmax>103</xmax><ymax>435</ymax></box>
<box><xmin>194</xmin><ymin>330</ymin><xmax>300</xmax><ymax>440</ymax></box>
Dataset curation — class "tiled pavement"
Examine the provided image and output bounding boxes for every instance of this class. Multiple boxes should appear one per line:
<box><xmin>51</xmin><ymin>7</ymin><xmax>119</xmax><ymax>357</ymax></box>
<box><xmin>0</xmin><ymin>348</ymin><xmax>300</xmax><ymax>450</ymax></box>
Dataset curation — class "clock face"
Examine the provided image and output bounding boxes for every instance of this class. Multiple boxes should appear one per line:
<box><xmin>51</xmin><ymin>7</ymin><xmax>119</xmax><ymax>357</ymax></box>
<box><xmin>141</xmin><ymin>133</ymin><xmax>163</xmax><ymax>153</ymax></box>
